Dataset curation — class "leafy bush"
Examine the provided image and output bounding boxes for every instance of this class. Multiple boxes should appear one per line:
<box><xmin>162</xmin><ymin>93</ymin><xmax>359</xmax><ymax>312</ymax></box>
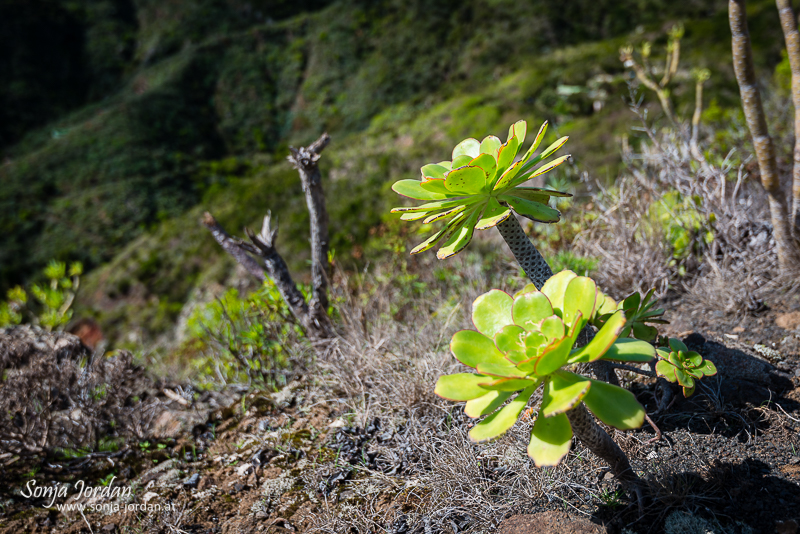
<box><xmin>0</xmin><ymin>260</ymin><xmax>83</xmax><ymax>331</ymax></box>
<box><xmin>180</xmin><ymin>280</ymin><xmax>305</xmax><ymax>388</ymax></box>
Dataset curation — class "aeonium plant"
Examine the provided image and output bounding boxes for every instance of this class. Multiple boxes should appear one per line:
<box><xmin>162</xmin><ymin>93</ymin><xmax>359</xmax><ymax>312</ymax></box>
<box><xmin>655</xmin><ymin>338</ymin><xmax>717</xmax><ymax>397</ymax></box>
<box><xmin>435</xmin><ymin>271</ymin><xmax>655</xmax><ymax>466</ymax></box>
<box><xmin>391</xmin><ymin>120</ymin><xmax>571</xmax><ymax>260</ymax></box>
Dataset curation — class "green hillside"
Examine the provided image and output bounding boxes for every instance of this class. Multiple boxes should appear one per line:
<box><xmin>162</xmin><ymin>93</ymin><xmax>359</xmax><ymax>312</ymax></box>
<box><xmin>0</xmin><ymin>0</ymin><xmax>789</xmax><ymax>346</ymax></box>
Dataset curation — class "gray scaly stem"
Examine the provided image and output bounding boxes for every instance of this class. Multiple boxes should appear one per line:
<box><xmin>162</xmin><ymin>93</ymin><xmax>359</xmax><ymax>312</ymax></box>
<box><xmin>566</xmin><ymin>404</ymin><xmax>644</xmax><ymax>511</ymax></box>
<box><xmin>496</xmin><ymin>216</ymin><xmax>553</xmax><ymax>289</ymax></box>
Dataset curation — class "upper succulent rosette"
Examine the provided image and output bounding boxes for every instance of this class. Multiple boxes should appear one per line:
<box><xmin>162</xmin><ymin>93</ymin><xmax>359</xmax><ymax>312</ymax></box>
<box><xmin>391</xmin><ymin>120</ymin><xmax>572</xmax><ymax>259</ymax></box>
<box><xmin>434</xmin><ymin>271</ymin><xmax>656</xmax><ymax>467</ymax></box>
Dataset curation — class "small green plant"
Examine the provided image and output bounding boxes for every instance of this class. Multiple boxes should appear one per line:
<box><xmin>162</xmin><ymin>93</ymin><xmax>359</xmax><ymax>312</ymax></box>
<box><xmin>0</xmin><ymin>260</ymin><xmax>83</xmax><ymax>330</ymax></box>
<box><xmin>655</xmin><ymin>338</ymin><xmax>717</xmax><ymax>397</ymax></box>
<box><xmin>434</xmin><ymin>270</ymin><xmax>655</xmax><ymax>466</ymax></box>
<box><xmin>181</xmin><ymin>279</ymin><xmax>303</xmax><ymax>387</ymax></box>
<box><xmin>99</xmin><ymin>472</ymin><xmax>116</xmax><ymax>486</ymax></box>
<box><xmin>593</xmin><ymin>288</ymin><xmax>667</xmax><ymax>343</ymax></box>
<box><xmin>599</xmin><ymin>488</ymin><xmax>625</xmax><ymax>510</ymax></box>
<box><xmin>391</xmin><ymin>120</ymin><xmax>571</xmax><ymax>258</ymax></box>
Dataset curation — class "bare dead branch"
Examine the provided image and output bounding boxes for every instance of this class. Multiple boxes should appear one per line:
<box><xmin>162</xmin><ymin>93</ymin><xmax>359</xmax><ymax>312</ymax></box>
<box><xmin>203</xmin><ymin>133</ymin><xmax>335</xmax><ymax>341</ymax></box>
<box><xmin>202</xmin><ymin>212</ymin><xmax>266</xmax><ymax>282</ymax></box>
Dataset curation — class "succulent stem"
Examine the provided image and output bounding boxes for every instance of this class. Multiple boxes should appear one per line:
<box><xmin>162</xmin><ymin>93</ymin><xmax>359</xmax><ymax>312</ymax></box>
<box><xmin>566</xmin><ymin>403</ymin><xmax>645</xmax><ymax>514</ymax></box>
<box><xmin>496</xmin><ymin>216</ymin><xmax>553</xmax><ymax>289</ymax></box>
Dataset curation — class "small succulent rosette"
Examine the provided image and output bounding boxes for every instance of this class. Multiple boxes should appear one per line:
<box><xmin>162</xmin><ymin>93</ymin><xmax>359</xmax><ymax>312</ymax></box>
<box><xmin>391</xmin><ymin>120</ymin><xmax>572</xmax><ymax>259</ymax></box>
<box><xmin>434</xmin><ymin>271</ymin><xmax>656</xmax><ymax>467</ymax></box>
<box><xmin>655</xmin><ymin>338</ymin><xmax>717</xmax><ymax>397</ymax></box>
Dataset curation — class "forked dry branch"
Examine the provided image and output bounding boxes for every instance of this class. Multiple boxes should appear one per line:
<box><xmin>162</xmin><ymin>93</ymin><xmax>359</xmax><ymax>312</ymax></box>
<box><xmin>203</xmin><ymin>133</ymin><xmax>335</xmax><ymax>342</ymax></box>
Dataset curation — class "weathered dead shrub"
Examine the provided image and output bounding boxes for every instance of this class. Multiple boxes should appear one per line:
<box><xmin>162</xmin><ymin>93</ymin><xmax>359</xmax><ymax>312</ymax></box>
<box><xmin>0</xmin><ymin>325</ymin><xmax>163</xmax><ymax>456</ymax></box>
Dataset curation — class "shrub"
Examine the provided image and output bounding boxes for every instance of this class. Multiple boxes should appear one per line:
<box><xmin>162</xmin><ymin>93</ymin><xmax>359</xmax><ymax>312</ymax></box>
<box><xmin>181</xmin><ymin>280</ymin><xmax>306</xmax><ymax>388</ymax></box>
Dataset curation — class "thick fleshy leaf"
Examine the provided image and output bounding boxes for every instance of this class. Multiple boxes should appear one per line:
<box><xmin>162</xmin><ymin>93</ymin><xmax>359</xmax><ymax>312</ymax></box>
<box><xmin>596</xmin><ymin>292</ymin><xmax>618</xmax><ymax>316</ymax></box>
<box><xmin>518</xmin><ymin>136</ymin><xmax>570</xmax><ymax>175</ymax></box>
<box><xmin>682</xmin><ymin>384</ymin><xmax>696</xmax><ymax>397</ymax></box>
<box><xmin>563</xmin><ymin>276</ymin><xmax>597</xmax><ymax>332</ymax></box>
<box><xmin>685</xmin><ymin>351</ymin><xmax>703</xmax><ymax>368</ymax></box>
<box><xmin>583</xmin><ymin>379</ymin><xmax>645</xmax><ymax>430</ymax></box>
<box><xmin>451</xmin><ymin>154</ymin><xmax>473</xmax><ymax>169</ymax></box>
<box><xmin>423</xmin><ymin>205</ymin><xmax>467</xmax><ymax>224</ymax></box>
<box><xmin>492</xmin><ymin>160</ymin><xmax>526</xmax><ymax>191</ymax></box>
<box><xmin>469</xmin><ymin>386</ymin><xmax>536</xmax><ymax>442</ymax></box>
<box><xmin>508</xmin><ymin>120</ymin><xmax>527</xmax><ymax>147</ymax></box>
<box><xmin>400</xmin><ymin>211</ymin><xmax>432</xmax><ymax>221</ymax></box>
<box><xmin>540</xmin><ymin>371</ymin><xmax>591</xmax><ymax>417</ymax></box>
<box><xmin>472</xmin><ymin>290</ymin><xmax>514</xmax><ymax>338</ymax></box>
<box><xmin>533</xmin><ymin>331</ymin><xmax>576</xmax><ymax>376</ymax></box>
<box><xmin>475</xmin><ymin>197</ymin><xmax>512</xmax><ymax>230</ymax></box>
<box><xmin>419</xmin><ymin>179</ymin><xmax>451</xmax><ymax>195</ymax></box>
<box><xmin>518</xmin><ymin>121</ymin><xmax>548</xmax><ymax>165</ymax></box>
<box><xmin>421</xmin><ymin>164</ymin><xmax>450</xmax><ymax>180</ymax></box>
<box><xmin>674</xmin><ymin>368</ymin><xmax>694</xmax><ymax>388</ymax></box>
<box><xmin>697</xmin><ymin>360</ymin><xmax>717</xmax><ymax>376</ymax></box>
<box><xmin>436</xmin><ymin>206</ymin><xmax>483</xmax><ymax>259</ymax></box>
<box><xmin>495</xmin><ymin>324</ymin><xmax>527</xmax><ymax>362</ymax></box>
<box><xmin>528</xmin><ymin>411</ymin><xmax>572</xmax><ymax>467</ymax></box>
<box><xmin>631</xmin><ymin>322</ymin><xmax>658</xmax><ymax>341</ymax></box>
<box><xmin>539</xmin><ymin>315</ymin><xmax>565</xmax><ymax>342</ymax></box>
<box><xmin>499</xmin><ymin>195</ymin><xmax>561</xmax><ymax>223</ymax></box>
<box><xmin>622</xmin><ymin>292</ymin><xmax>641</xmax><ymax>311</ymax></box>
<box><xmin>452</xmin><ymin>138</ymin><xmax>481</xmax><ymax>160</ymax></box>
<box><xmin>511</xmin><ymin>186</ymin><xmax>571</xmax><ymax>198</ymax></box>
<box><xmin>524</xmin><ymin>331</ymin><xmax>548</xmax><ymax>353</ymax></box>
<box><xmin>511</xmin><ymin>155</ymin><xmax>571</xmax><ymax>190</ymax></box>
<box><xmin>568</xmin><ymin>310</ymin><xmax>626</xmax><ymax>364</ymax></box>
<box><xmin>465</xmin><ymin>390</ymin><xmax>513</xmax><ymax>418</ymax></box>
<box><xmin>501</xmin><ymin>188</ymin><xmax>549</xmax><ymax>204</ymax></box>
<box><xmin>410</xmin><ymin>213</ymin><xmax>465</xmax><ymax>255</ymax></box>
<box><xmin>513</xmin><ymin>291</ymin><xmax>554</xmax><ymax>330</ymax></box>
<box><xmin>480</xmin><ymin>135</ymin><xmax>502</xmax><ymax>159</ymax></box>
<box><xmin>514</xmin><ymin>283</ymin><xmax>538</xmax><ymax>297</ymax></box>
<box><xmin>655</xmin><ymin>359</ymin><xmax>677</xmax><ymax>382</ymax></box>
<box><xmin>476</xmin><ymin>361</ymin><xmax>528</xmax><ymax>378</ymax></box>
<box><xmin>478</xmin><ymin>377</ymin><xmax>540</xmax><ymax>391</ymax></box>
<box><xmin>434</xmin><ymin>373</ymin><xmax>491</xmax><ymax>401</ymax></box>
<box><xmin>469</xmin><ymin>153</ymin><xmax>497</xmax><ymax>182</ymax></box>
<box><xmin>445</xmin><ymin>166</ymin><xmax>487</xmax><ymax>195</ymax></box>
<box><xmin>392</xmin><ymin>179</ymin><xmax>447</xmax><ymax>200</ymax></box>
<box><xmin>669</xmin><ymin>338</ymin><xmax>689</xmax><ymax>353</ymax></box>
<box><xmin>602</xmin><ymin>337</ymin><xmax>656</xmax><ymax>363</ymax></box>
<box><xmin>451</xmin><ymin>329</ymin><xmax>508</xmax><ymax>369</ymax></box>
<box><xmin>540</xmin><ymin>270</ymin><xmax>577</xmax><ymax>312</ymax></box>
<box><xmin>496</xmin><ymin>137</ymin><xmax>520</xmax><ymax>175</ymax></box>
<box><xmin>437</xmin><ymin>160</ymin><xmax>453</xmax><ymax>171</ymax></box>
<box><xmin>391</xmin><ymin>198</ymin><xmax>471</xmax><ymax>213</ymax></box>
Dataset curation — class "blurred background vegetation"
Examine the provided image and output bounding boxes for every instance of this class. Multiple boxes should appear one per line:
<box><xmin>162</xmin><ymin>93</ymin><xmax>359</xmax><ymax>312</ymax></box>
<box><xmin>0</xmin><ymin>0</ymin><xmax>792</xmax><ymax>355</ymax></box>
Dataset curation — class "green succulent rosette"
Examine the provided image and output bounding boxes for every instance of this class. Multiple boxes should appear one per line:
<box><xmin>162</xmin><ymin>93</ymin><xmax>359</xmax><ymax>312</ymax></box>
<box><xmin>434</xmin><ymin>270</ymin><xmax>656</xmax><ymax>467</ymax></box>
<box><xmin>391</xmin><ymin>120</ymin><xmax>572</xmax><ymax>259</ymax></box>
<box><xmin>655</xmin><ymin>338</ymin><xmax>717</xmax><ymax>397</ymax></box>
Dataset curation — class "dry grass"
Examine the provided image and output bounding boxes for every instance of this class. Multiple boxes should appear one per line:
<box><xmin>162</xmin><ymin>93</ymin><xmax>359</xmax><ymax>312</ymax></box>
<box><xmin>569</xmin><ymin>92</ymin><xmax>795</xmax><ymax>313</ymax></box>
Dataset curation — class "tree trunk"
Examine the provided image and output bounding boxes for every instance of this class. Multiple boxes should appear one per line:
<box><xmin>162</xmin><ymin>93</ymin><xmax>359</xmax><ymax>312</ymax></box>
<box><xmin>730</xmin><ymin>0</ymin><xmax>800</xmax><ymax>270</ymax></box>
<box><xmin>777</xmin><ymin>0</ymin><xmax>800</xmax><ymax>237</ymax></box>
